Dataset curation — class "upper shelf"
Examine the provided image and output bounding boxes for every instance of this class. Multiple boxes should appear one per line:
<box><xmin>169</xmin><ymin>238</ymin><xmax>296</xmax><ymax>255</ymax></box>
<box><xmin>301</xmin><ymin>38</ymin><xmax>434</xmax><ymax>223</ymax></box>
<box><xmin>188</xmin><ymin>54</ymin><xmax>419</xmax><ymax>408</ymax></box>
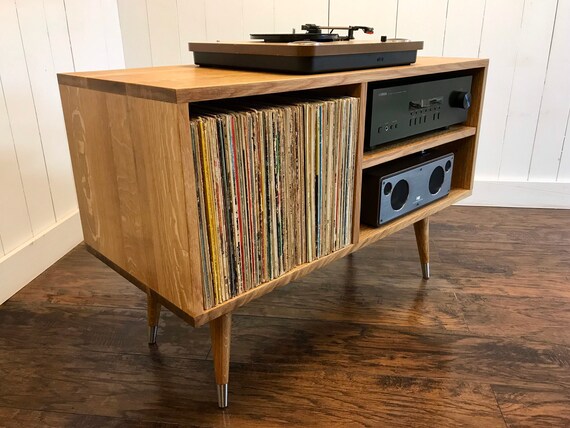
<box><xmin>57</xmin><ymin>57</ymin><xmax>488</xmax><ymax>104</ymax></box>
<box><xmin>362</xmin><ymin>125</ymin><xmax>477</xmax><ymax>169</ymax></box>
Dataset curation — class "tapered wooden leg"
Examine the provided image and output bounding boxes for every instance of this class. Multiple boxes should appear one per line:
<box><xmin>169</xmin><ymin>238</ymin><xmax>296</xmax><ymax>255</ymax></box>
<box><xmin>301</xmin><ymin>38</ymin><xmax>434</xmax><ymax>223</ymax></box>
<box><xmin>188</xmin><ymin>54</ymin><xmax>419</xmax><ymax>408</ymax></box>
<box><xmin>147</xmin><ymin>289</ymin><xmax>161</xmax><ymax>345</ymax></box>
<box><xmin>210</xmin><ymin>313</ymin><xmax>232</xmax><ymax>408</ymax></box>
<box><xmin>414</xmin><ymin>217</ymin><xmax>430</xmax><ymax>279</ymax></box>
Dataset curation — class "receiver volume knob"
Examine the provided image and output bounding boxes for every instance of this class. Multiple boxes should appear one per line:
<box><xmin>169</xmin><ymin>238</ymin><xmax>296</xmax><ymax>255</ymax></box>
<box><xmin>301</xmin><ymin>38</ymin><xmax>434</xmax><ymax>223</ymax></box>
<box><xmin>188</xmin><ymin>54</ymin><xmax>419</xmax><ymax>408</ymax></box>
<box><xmin>450</xmin><ymin>91</ymin><xmax>472</xmax><ymax>110</ymax></box>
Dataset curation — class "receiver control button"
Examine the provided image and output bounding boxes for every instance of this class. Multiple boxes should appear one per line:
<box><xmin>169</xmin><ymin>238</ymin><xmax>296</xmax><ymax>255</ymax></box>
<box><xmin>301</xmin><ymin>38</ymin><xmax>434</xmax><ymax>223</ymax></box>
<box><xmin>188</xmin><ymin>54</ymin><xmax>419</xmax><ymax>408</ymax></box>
<box><xmin>450</xmin><ymin>91</ymin><xmax>472</xmax><ymax>110</ymax></box>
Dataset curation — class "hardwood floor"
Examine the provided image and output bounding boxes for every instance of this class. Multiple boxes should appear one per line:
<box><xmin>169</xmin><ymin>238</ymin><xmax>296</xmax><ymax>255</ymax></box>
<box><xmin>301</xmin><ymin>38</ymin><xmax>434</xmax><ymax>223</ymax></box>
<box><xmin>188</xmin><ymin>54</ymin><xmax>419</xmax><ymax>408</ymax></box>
<box><xmin>1</xmin><ymin>206</ymin><xmax>569</xmax><ymax>427</ymax></box>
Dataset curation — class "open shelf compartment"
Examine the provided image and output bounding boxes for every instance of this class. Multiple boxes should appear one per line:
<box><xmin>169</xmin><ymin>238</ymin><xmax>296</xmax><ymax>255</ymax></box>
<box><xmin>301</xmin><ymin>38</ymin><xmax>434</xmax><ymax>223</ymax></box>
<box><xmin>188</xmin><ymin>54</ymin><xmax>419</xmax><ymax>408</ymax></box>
<box><xmin>362</xmin><ymin>125</ymin><xmax>476</xmax><ymax>169</ymax></box>
<box><xmin>354</xmin><ymin>133</ymin><xmax>478</xmax><ymax>247</ymax></box>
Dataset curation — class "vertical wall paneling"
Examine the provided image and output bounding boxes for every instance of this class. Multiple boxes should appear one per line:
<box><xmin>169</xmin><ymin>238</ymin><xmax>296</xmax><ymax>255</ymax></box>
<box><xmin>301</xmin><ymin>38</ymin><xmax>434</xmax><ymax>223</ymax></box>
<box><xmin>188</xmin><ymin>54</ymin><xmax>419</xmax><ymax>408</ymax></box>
<box><xmin>0</xmin><ymin>80</ymin><xmax>33</xmax><ymax>254</ymax></box>
<box><xmin>558</xmin><ymin>113</ymin><xmax>570</xmax><ymax>181</ymax></box>
<box><xmin>64</xmin><ymin>0</ymin><xmax>110</xmax><ymax>70</ymax></box>
<box><xmin>274</xmin><ymin>0</ymin><xmax>328</xmax><ymax>34</ymax></box>
<box><xmin>499</xmin><ymin>0</ymin><xmax>558</xmax><ymax>180</ymax></box>
<box><xmin>528</xmin><ymin>0</ymin><xmax>570</xmax><ymax>182</ymax></box>
<box><xmin>442</xmin><ymin>0</ymin><xmax>486</xmax><ymax>57</ymax></box>
<box><xmin>101</xmin><ymin>0</ymin><xmax>126</xmax><ymax>69</ymax></box>
<box><xmin>147</xmin><ymin>0</ymin><xmax>181</xmax><ymax>65</ymax></box>
<box><xmin>0</xmin><ymin>211</ymin><xmax>82</xmax><ymax>306</ymax></box>
<box><xmin>329</xmin><ymin>0</ymin><xmax>398</xmax><ymax>39</ymax></box>
<box><xmin>204</xmin><ymin>0</ymin><xmax>243</xmax><ymax>41</ymax></box>
<box><xmin>243</xmin><ymin>0</ymin><xmax>274</xmax><ymax>40</ymax></box>
<box><xmin>0</xmin><ymin>1</ymin><xmax>56</xmax><ymax>235</ymax></box>
<box><xmin>16</xmin><ymin>0</ymin><xmax>77</xmax><ymax>220</ymax></box>
<box><xmin>177</xmin><ymin>0</ymin><xmax>207</xmax><ymax>65</ymax></box>
<box><xmin>475</xmin><ymin>0</ymin><xmax>524</xmax><ymax>179</ymax></box>
<box><xmin>396</xmin><ymin>0</ymin><xmax>448</xmax><ymax>56</ymax></box>
<box><xmin>117</xmin><ymin>0</ymin><xmax>153</xmax><ymax>68</ymax></box>
<box><xmin>44</xmin><ymin>0</ymin><xmax>75</xmax><ymax>72</ymax></box>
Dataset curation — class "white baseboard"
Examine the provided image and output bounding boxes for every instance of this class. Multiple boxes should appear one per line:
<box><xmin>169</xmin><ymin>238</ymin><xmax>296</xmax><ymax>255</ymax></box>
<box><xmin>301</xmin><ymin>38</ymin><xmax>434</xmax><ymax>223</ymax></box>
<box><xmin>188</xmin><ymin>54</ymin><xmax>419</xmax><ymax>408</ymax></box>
<box><xmin>0</xmin><ymin>210</ymin><xmax>83</xmax><ymax>305</ymax></box>
<box><xmin>457</xmin><ymin>180</ymin><xmax>570</xmax><ymax>209</ymax></box>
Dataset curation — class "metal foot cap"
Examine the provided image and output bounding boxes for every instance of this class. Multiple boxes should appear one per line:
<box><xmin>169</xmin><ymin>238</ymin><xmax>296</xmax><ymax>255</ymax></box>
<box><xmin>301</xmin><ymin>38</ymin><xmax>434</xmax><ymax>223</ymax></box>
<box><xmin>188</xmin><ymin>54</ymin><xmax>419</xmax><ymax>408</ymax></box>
<box><xmin>148</xmin><ymin>325</ymin><xmax>159</xmax><ymax>345</ymax></box>
<box><xmin>217</xmin><ymin>384</ymin><xmax>228</xmax><ymax>408</ymax></box>
<box><xmin>421</xmin><ymin>262</ymin><xmax>430</xmax><ymax>280</ymax></box>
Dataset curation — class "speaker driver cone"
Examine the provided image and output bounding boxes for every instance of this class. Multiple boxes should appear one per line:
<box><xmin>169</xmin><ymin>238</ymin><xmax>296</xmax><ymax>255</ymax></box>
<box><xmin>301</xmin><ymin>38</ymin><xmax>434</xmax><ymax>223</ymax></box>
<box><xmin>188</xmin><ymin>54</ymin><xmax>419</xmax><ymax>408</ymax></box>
<box><xmin>429</xmin><ymin>166</ymin><xmax>445</xmax><ymax>195</ymax></box>
<box><xmin>391</xmin><ymin>179</ymin><xmax>409</xmax><ymax>210</ymax></box>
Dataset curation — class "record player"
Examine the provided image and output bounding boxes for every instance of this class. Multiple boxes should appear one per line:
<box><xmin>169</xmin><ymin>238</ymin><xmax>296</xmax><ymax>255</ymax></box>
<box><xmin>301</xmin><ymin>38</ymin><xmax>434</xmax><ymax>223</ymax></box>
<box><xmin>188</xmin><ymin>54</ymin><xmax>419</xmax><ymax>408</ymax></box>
<box><xmin>189</xmin><ymin>24</ymin><xmax>423</xmax><ymax>74</ymax></box>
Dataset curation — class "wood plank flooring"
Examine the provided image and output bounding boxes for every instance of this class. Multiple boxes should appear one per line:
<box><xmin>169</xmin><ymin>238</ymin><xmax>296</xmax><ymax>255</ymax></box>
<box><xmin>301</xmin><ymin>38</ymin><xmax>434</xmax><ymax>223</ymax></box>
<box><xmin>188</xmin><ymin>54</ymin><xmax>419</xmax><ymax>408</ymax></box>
<box><xmin>1</xmin><ymin>206</ymin><xmax>569</xmax><ymax>427</ymax></box>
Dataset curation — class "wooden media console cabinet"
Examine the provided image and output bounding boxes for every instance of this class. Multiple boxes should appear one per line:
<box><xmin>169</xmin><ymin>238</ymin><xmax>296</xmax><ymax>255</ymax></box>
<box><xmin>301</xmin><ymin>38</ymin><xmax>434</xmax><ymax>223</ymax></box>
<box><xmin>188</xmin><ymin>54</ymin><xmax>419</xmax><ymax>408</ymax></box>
<box><xmin>58</xmin><ymin>57</ymin><xmax>488</xmax><ymax>408</ymax></box>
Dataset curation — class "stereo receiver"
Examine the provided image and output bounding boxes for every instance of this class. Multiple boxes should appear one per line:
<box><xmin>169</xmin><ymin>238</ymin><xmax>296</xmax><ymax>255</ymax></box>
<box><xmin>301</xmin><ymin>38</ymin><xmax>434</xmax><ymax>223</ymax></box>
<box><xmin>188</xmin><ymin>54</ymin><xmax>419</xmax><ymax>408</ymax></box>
<box><xmin>365</xmin><ymin>75</ymin><xmax>472</xmax><ymax>150</ymax></box>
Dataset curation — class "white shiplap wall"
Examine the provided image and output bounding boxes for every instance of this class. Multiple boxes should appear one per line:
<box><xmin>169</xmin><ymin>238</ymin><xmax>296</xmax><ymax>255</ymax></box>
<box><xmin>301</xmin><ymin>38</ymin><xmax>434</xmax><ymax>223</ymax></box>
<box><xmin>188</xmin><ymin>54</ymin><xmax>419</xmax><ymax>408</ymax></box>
<box><xmin>0</xmin><ymin>0</ymin><xmax>124</xmax><ymax>304</ymax></box>
<box><xmin>1</xmin><ymin>0</ymin><xmax>569</xmax><ymax>303</ymax></box>
<box><xmin>529</xmin><ymin>0</ymin><xmax>570</xmax><ymax>182</ymax></box>
<box><xmin>114</xmin><ymin>0</ymin><xmax>570</xmax><ymax>208</ymax></box>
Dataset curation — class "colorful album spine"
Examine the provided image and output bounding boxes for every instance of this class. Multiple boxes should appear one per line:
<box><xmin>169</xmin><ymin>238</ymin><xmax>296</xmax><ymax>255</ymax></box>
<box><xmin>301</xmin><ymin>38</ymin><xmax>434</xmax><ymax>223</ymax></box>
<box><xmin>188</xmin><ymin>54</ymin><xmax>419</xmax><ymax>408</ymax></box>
<box><xmin>189</xmin><ymin>96</ymin><xmax>359</xmax><ymax>309</ymax></box>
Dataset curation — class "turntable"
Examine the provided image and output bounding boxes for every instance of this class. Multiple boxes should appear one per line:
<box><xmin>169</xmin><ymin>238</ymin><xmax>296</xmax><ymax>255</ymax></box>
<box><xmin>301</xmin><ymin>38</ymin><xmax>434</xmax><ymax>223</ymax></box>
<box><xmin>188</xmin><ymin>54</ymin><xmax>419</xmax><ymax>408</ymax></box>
<box><xmin>189</xmin><ymin>24</ymin><xmax>423</xmax><ymax>74</ymax></box>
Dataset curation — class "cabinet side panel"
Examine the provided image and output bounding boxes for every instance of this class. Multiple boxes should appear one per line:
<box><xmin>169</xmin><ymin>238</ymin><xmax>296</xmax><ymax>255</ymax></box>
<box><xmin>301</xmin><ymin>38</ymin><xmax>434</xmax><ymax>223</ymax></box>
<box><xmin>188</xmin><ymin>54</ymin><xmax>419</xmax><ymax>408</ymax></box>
<box><xmin>178</xmin><ymin>103</ymin><xmax>205</xmax><ymax>312</ymax></box>
<box><xmin>126</xmin><ymin>96</ymin><xmax>200</xmax><ymax>315</ymax></box>
<box><xmin>351</xmin><ymin>83</ymin><xmax>367</xmax><ymax>243</ymax></box>
<box><xmin>457</xmin><ymin>66</ymin><xmax>488</xmax><ymax>190</ymax></box>
<box><xmin>105</xmin><ymin>93</ymin><xmax>150</xmax><ymax>283</ymax></box>
<box><xmin>59</xmin><ymin>85</ymin><xmax>126</xmax><ymax>267</ymax></box>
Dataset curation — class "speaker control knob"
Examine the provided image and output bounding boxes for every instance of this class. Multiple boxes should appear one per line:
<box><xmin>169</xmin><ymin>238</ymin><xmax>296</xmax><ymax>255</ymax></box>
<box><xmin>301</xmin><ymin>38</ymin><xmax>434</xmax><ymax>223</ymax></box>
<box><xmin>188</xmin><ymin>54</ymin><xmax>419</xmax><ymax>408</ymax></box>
<box><xmin>450</xmin><ymin>91</ymin><xmax>471</xmax><ymax>110</ymax></box>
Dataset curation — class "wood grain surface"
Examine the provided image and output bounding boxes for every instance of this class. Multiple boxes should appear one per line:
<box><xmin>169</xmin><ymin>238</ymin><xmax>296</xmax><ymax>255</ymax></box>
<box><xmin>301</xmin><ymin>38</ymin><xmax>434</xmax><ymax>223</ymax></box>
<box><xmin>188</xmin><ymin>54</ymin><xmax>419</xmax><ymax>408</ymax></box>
<box><xmin>59</xmin><ymin>86</ymin><xmax>203</xmax><ymax>318</ymax></box>
<box><xmin>351</xmin><ymin>82</ymin><xmax>367</xmax><ymax>244</ymax></box>
<box><xmin>210</xmin><ymin>314</ymin><xmax>232</xmax><ymax>385</ymax></box>
<box><xmin>1</xmin><ymin>206</ymin><xmax>569</xmax><ymax>427</ymax></box>
<box><xmin>57</xmin><ymin>57</ymin><xmax>489</xmax><ymax>103</ymax></box>
<box><xmin>456</xmin><ymin>66</ymin><xmax>487</xmax><ymax>190</ymax></box>
<box><xmin>414</xmin><ymin>217</ymin><xmax>430</xmax><ymax>265</ymax></box>
<box><xmin>147</xmin><ymin>289</ymin><xmax>161</xmax><ymax>328</ymax></box>
<box><xmin>188</xmin><ymin>40</ymin><xmax>425</xmax><ymax>57</ymax></box>
<box><xmin>361</xmin><ymin>125</ymin><xmax>476</xmax><ymax>169</ymax></box>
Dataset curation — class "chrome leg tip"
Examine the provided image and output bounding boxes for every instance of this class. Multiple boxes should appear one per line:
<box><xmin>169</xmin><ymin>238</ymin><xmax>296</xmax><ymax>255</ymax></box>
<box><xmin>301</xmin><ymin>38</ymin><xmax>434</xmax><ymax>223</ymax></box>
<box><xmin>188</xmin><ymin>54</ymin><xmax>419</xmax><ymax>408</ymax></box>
<box><xmin>148</xmin><ymin>325</ymin><xmax>159</xmax><ymax>345</ymax></box>
<box><xmin>421</xmin><ymin>263</ymin><xmax>430</xmax><ymax>280</ymax></box>
<box><xmin>217</xmin><ymin>384</ymin><xmax>228</xmax><ymax>408</ymax></box>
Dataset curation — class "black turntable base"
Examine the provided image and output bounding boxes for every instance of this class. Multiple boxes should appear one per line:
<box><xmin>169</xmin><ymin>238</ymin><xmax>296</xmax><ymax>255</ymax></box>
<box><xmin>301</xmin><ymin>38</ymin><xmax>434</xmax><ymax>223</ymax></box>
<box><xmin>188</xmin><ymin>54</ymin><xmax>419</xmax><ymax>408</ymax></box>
<box><xmin>189</xmin><ymin>24</ymin><xmax>423</xmax><ymax>74</ymax></box>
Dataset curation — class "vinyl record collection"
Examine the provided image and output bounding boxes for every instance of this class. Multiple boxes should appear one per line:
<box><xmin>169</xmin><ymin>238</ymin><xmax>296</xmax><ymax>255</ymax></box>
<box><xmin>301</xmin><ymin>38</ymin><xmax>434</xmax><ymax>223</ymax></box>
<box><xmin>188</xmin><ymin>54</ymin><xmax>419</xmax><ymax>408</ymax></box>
<box><xmin>190</xmin><ymin>96</ymin><xmax>359</xmax><ymax>308</ymax></box>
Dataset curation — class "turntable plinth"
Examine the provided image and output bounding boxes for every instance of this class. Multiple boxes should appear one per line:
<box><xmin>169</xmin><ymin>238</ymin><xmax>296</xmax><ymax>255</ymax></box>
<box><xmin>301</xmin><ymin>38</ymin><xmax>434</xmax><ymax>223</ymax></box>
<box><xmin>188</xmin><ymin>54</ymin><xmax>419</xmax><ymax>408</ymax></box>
<box><xmin>189</xmin><ymin>39</ymin><xmax>424</xmax><ymax>73</ymax></box>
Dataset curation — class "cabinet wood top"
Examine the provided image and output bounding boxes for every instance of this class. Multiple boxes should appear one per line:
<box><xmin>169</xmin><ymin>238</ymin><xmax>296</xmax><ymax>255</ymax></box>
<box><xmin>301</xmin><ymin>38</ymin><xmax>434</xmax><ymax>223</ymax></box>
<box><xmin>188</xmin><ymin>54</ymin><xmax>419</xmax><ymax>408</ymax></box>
<box><xmin>58</xmin><ymin>56</ymin><xmax>488</xmax><ymax>104</ymax></box>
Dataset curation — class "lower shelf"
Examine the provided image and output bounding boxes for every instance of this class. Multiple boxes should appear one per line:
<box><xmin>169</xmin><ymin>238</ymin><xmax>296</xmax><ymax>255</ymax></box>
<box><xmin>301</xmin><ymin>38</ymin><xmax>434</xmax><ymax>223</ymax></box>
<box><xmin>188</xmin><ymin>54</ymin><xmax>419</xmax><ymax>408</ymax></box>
<box><xmin>356</xmin><ymin>188</ymin><xmax>471</xmax><ymax>249</ymax></box>
<box><xmin>195</xmin><ymin>243</ymin><xmax>355</xmax><ymax>326</ymax></box>
<box><xmin>195</xmin><ymin>188</ymin><xmax>471</xmax><ymax>325</ymax></box>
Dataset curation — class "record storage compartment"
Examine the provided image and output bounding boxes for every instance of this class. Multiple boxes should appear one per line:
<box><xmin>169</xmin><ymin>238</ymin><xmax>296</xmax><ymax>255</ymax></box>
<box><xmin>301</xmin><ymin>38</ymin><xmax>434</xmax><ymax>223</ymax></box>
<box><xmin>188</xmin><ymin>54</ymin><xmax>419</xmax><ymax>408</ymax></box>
<box><xmin>58</xmin><ymin>58</ymin><xmax>488</xmax><ymax>407</ymax></box>
<box><xmin>188</xmin><ymin>94</ymin><xmax>360</xmax><ymax>309</ymax></box>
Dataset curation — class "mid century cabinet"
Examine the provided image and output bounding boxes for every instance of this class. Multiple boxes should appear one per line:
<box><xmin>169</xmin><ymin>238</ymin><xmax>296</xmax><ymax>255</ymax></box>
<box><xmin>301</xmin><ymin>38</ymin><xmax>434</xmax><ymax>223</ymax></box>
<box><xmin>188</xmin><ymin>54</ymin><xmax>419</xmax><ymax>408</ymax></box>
<box><xmin>58</xmin><ymin>57</ymin><xmax>488</xmax><ymax>408</ymax></box>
